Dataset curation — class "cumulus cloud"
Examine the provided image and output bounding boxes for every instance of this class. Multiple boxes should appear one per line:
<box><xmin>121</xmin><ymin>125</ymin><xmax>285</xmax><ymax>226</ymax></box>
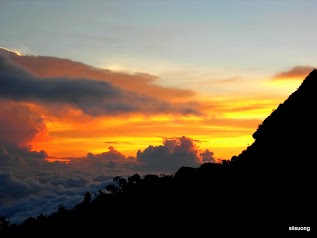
<box><xmin>0</xmin><ymin>100</ymin><xmax>48</xmax><ymax>147</ymax></box>
<box><xmin>84</xmin><ymin>146</ymin><xmax>137</xmax><ymax>169</ymax></box>
<box><xmin>87</xmin><ymin>146</ymin><xmax>126</xmax><ymax>161</ymax></box>
<box><xmin>0</xmin><ymin>145</ymin><xmax>47</xmax><ymax>167</ymax></box>
<box><xmin>136</xmin><ymin>136</ymin><xmax>216</xmax><ymax>172</ymax></box>
<box><xmin>200</xmin><ymin>149</ymin><xmax>215</xmax><ymax>163</ymax></box>
<box><xmin>0</xmin><ymin>53</ymin><xmax>201</xmax><ymax>116</ymax></box>
<box><xmin>273</xmin><ymin>66</ymin><xmax>315</xmax><ymax>80</ymax></box>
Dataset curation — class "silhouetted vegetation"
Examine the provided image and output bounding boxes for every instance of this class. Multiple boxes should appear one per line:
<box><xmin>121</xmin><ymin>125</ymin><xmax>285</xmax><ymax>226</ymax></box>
<box><xmin>2</xmin><ymin>70</ymin><xmax>316</xmax><ymax>235</ymax></box>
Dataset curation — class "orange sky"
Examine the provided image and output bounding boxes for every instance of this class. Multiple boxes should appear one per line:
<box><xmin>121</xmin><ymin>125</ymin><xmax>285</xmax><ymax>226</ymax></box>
<box><xmin>1</xmin><ymin>48</ymin><xmax>306</xmax><ymax>161</ymax></box>
<box><xmin>43</xmin><ymin>82</ymin><xmax>304</xmax><ymax>161</ymax></box>
<box><xmin>35</xmin><ymin>81</ymin><xmax>303</xmax><ymax>161</ymax></box>
<box><xmin>41</xmin><ymin>95</ymin><xmax>294</xmax><ymax>160</ymax></box>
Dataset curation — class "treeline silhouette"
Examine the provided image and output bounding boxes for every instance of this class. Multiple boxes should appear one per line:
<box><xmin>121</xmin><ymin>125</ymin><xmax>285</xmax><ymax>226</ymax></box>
<box><xmin>1</xmin><ymin>164</ymin><xmax>257</xmax><ymax>235</ymax></box>
<box><xmin>1</xmin><ymin>70</ymin><xmax>316</xmax><ymax>235</ymax></box>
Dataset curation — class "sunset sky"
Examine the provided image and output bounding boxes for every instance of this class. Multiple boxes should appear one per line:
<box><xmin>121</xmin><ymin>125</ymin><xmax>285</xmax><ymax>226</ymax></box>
<box><xmin>1</xmin><ymin>0</ymin><xmax>316</xmax><ymax>224</ymax></box>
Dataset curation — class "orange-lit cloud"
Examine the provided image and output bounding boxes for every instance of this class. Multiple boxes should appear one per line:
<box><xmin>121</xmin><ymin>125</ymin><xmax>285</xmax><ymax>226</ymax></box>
<box><xmin>0</xmin><ymin>100</ymin><xmax>48</xmax><ymax>148</ymax></box>
<box><xmin>273</xmin><ymin>66</ymin><xmax>315</xmax><ymax>80</ymax></box>
<box><xmin>87</xmin><ymin>146</ymin><xmax>127</xmax><ymax>161</ymax></box>
<box><xmin>0</xmin><ymin>54</ymin><xmax>201</xmax><ymax>116</ymax></box>
<box><xmin>3</xmin><ymin>49</ymin><xmax>194</xmax><ymax>103</ymax></box>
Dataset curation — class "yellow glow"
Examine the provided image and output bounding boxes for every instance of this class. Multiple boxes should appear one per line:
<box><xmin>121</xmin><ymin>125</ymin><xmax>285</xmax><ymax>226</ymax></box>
<box><xmin>224</xmin><ymin>108</ymin><xmax>273</xmax><ymax>120</ymax></box>
<box><xmin>265</xmin><ymin>79</ymin><xmax>303</xmax><ymax>96</ymax></box>
<box><xmin>196</xmin><ymin>135</ymin><xmax>255</xmax><ymax>160</ymax></box>
<box><xmin>41</xmin><ymin>109</ymin><xmax>263</xmax><ymax>160</ymax></box>
<box><xmin>31</xmin><ymin>75</ymin><xmax>293</xmax><ymax>161</ymax></box>
<box><xmin>38</xmin><ymin>90</ymin><xmax>280</xmax><ymax>160</ymax></box>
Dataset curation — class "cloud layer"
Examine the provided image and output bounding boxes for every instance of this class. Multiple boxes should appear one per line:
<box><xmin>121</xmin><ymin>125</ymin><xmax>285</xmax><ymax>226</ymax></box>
<box><xmin>0</xmin><ymin>54</ymin><xmax>199</xmax><ymax>116</ymax></box>
<box><xmin>2</xmin><ymin>48</ymin><xmax>195</xmax><ymax>102</ymax></box>
<box><xmin>0</xmin><ymin>170</ymin><xmax>113</xmax><ymax>224</ymax></box>
<box><xmin>0</xmin><ymin>136</ymin><xmax>216</xmax><ymax>224</ymax></box>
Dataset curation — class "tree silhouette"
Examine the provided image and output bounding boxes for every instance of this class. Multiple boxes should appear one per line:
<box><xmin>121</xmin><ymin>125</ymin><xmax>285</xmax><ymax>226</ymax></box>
<box><xmin>0</xmin><ymin>216</ymin><xmax>10</xmax><ymax>231</ymax></box>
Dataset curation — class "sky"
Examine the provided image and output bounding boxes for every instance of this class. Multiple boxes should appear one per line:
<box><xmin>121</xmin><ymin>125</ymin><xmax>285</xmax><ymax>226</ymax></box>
<box><xmin>0</xmin><ymin>0</ymin><xmax>316</xmax><ymax>224</ymax></box>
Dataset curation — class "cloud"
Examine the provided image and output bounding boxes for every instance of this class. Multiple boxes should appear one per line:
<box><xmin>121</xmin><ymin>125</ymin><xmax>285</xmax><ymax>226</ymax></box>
<box><xmin>0</xmin><ymin>193</ymin><xmax>83</xmax><ymax>225</ymax></box>
<box><xmin>136</xmin><ymin>136</ymin><xmax>215</xmax><ymax>172</ymax></box>
<box><xmin>0</xmin><ymin>99</ymin><xmax>49</xmax><ymax>169</ymax></box>
<box><xmin>0</xmin><ymin>165</ymin><xmax>114</xmax><ymax>224</ymax></box>
<box><xmin>273</xmin><ymin>66</ymin><xmax>315</xmax><ymax>80</ymax></box>
<box><xmin>1</xmin><ymin>48</ymin><xmax>195</xmax><ymax>102</ymax></box>
<box><xmin>87</xmin><ymin>146</ymin><xmax>126</xmax><ymax>161</ymax></box>
<box><xmin>85</xmin><ymin>146</ymin><xmax>134</xmax><ymax>169</ymax></box>
<box><xmin>50</xmin><ymin>177</ymin><xmax>90</xmax><ymax>189</ymax></box>
<box><xmin>0</xmin><ymin>100</ymin><xmax>48</xmax><ymax>147</ymax></box>
<box><xmin>0</xmin><ymin>171</ymin><xmax>33</xmax><ymax>202</ymax></box>
<box><xmin>200</xmin><ymin>149</ymin><xmax>215</xmax><ymax>163</ymax></box>
<box><xmin>0</xmin><ymin>54</ymin><xmax>200</xmax><ymax>116</ymax></box>
<box><xmin>0</xmin><ymin>145</ymin><xmax>47</xmax><ymax>167</ymax></box>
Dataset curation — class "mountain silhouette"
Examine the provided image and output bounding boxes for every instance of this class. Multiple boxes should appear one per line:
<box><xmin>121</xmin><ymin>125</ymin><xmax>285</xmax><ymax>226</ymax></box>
<box><xmin>238</xmin><ymin>69</ymin><xmax>317</xmax><ymax>176</ymax></box>
<box><xmin>1</xmin><ymin>70</ymin><xmax>315</xmax><ymax>235</ymax></box>
<box><xmin>231</xmin><ymin>70</ymin><xmax>316</xmax><ymax>234</ymax></box>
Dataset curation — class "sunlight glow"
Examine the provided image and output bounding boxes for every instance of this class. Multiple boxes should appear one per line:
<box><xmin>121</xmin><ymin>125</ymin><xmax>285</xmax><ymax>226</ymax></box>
<box><xmin>0</xmin><ymin>47</ymin><xmax>23</xmax><ymax>56</ymax></box>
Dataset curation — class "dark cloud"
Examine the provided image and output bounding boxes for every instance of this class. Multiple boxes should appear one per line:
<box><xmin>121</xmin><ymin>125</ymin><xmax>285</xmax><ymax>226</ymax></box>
<box><xmin>0</xmin><ymin>54</ymin><xmax>201</xmax><ymax>116</ymax></box>
<box><xmin>136</xmin><ymin>136</ymin><xmax>212</xmax><ymax>172</ymax></box>
<box><xmin>0</xmin><ymin>176</ymin><xmax>117</xmax><ymax>224</ymax></box>
<box><xmin>0</xmin><ymin>171</ymin><xmax>33</xmax><ymax>203</ymax></box>
<box><xmin>87</xmin><ymin>146</ymin><xmax>126</xmax><ymax>161</ymax></box>
<box><xmin>104</xmin><ymin>141</ymin><xmax>119</xmax><ymax>144</ymax></box>
<box><xmin>273</xmin><ymin>66</ymin><xmax>315</xmax><ymax>80</ymax></box>
<box><xmin>0</xmin><ymin>193</ymin><xmax>84</xmax><ymax>224</ymax></box>
<box><xmin>200</xmin><ymin>149</ymin><xmax>216</xmax><ymax>163</ymax></box>
<box><xmin>93</xmin><ymin>175</ymin><xmax>114</xmax><ymax>182</ymax></box>
<box><xmin>0</xmin><ymin>145</ymin><xmax>48</xmax><ymax>167</ymax></box>
<box><xmin>86</xmin><ymin>146</ymin><xmax>130</xmax><ymax>169</ymax></box>
<box><xmin>0</xmin><ymin>168</ymin><xmax>114</xmax><ymax>224</ymax></box>
<box><xmin>0</xmin><ymin>48</ymin><xmax>195</xmax><ymax>101</ymax></box>
<box><xmin>50</xmin><ymin>177</ymin><xmax>90</xmax><ymax>189</ymax></box>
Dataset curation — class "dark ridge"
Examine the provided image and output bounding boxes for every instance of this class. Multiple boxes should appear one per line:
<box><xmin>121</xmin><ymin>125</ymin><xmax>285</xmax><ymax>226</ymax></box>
<box><xmin>1</xmin><ymin>70</ymin><xmax>316</xmax><ymax>236</ymax></box>
<box><xmin>238</xmin><ymin>69</ymin><xmax>317</xmax><ymax>178</ymax></box>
